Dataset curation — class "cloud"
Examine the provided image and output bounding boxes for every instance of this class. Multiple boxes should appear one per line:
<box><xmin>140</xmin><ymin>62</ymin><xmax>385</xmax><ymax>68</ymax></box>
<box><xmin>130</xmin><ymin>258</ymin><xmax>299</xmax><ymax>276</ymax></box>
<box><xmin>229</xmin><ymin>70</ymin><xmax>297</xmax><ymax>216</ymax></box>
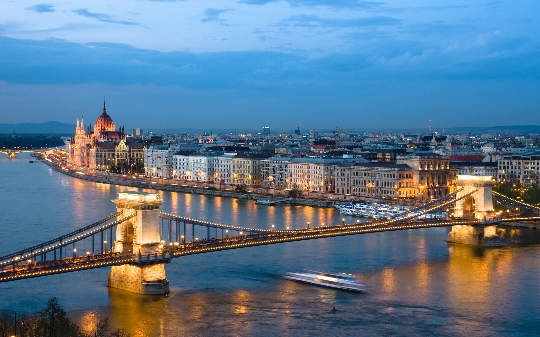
<box><xmin>73</xmin><ymin>9</ymin><xmax>138</xmax><ymax>25</ymax></box>
<box><xmin>201</xmin><ymin>8</ymin><xmax>232</xmax><ymax>23</ymax></box>
<box><xmin>238</xmin><ymin>0</ymin><xmax>278</xmax><ymax>4</ymax></box>
<box><xmin>280</xmin><ymin>15</ymin><xmax>400</xmax><ymax>28</ymax></box>
<box><xmin>26</xmin><ymin>4</ymin><xmax>55</xmax><ymax>13</ymax></box>
<box><xmin>0</xmin><ymin>29</ymin><xmax>538</xmax><ymax>93</ymax></box>
<box><xmin>239</xmin><ymin>0</ymin><xmax>381</xmax><ymax>9</ymax></box>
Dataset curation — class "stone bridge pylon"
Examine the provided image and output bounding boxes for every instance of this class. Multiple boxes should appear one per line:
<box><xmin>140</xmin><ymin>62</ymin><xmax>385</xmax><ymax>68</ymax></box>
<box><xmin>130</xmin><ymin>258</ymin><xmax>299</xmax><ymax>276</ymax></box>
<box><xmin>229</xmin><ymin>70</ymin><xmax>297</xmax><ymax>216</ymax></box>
<box><xmin>453</xmin><ymin>175</ymin><xmax>496</xmax><ymax>220</ymax></box>
<box><xmin>449</xmin><ymin>175</ymin><xmax>500</xmax><ymax>246</ymax></box>
<box><xmin>108</xmin><ymin>192</ymin><xmax>170</xmax><ymax>295</ymax></box>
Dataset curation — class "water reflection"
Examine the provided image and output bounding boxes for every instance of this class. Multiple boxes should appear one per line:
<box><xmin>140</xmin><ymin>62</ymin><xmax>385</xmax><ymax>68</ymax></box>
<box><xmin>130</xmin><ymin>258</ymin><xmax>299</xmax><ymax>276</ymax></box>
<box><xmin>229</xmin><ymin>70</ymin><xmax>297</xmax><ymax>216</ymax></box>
<box><xmin>106</xmin><ymin>288</ymin><xmax>171</xmax><ymax>337</ymax></box>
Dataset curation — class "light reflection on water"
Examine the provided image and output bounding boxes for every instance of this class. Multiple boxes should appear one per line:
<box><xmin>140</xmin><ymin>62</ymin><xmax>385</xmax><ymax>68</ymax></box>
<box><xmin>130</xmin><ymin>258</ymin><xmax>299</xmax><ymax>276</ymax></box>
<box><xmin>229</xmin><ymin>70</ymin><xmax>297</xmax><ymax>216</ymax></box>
<box><xmin>1</xmin><ymin>159</ymin><xmax>540</xmax><ymax>335</ymax></box>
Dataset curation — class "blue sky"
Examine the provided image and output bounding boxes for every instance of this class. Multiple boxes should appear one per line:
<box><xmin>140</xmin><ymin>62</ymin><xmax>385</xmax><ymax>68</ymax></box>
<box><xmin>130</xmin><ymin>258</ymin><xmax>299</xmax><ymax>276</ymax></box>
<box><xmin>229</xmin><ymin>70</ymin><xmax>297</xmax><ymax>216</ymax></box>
<box><xmin>0</xmin><ymin>0</ymin><xmax>539</xmax><ymax>131</ymax></box>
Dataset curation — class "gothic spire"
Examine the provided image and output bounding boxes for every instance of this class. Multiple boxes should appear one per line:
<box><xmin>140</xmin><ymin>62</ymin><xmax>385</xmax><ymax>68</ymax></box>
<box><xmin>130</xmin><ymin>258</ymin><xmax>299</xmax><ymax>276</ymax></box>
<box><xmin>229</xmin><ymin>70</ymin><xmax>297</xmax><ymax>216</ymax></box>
<box><xmin>103</xmin><ymin>98</ymin><xmax>106</xmax><ymax>114</ymax></box>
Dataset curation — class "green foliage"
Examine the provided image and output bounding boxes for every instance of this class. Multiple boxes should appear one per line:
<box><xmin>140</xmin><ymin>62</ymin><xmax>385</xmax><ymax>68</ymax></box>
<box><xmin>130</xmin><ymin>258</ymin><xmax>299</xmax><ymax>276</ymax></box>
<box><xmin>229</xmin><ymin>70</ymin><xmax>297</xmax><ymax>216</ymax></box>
<box><xmin>494</xmin><ymin>183</ymin><xmax>540</xmax><ymax>206</ymax></box>
<box><xmin>493</xmin><ymin>184</ymin><xmax>520</xmax><ymax>200</ymax></box>
<box><xmin>523</xmin><ymin>187</ymin><xmax>540</xmax><ymax>206</ymax></box>
<box><xmin>235</xmin><ymin>184</ymin><xmax>247</xmax><ymax>193</ymax></box>
<box><xmin>0</xmin><ymin>298</ymin><xmax>130</xmax><ymax>337</ymax></box>
<box><xmin>288</xmin><ymin>187</ymin><xmax>302</xmax><ymax>198</ymax></box>
<box><xmin>36</xmin><ymin>297</ymin><xmax>82</xmax><ymax>337</ymax></box>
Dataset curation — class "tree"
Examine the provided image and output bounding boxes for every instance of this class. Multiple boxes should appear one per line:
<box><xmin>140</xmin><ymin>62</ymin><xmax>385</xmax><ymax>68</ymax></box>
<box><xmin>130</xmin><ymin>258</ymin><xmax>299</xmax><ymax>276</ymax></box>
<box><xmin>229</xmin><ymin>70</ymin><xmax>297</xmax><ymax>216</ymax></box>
<box><xmin>36</xmin><ymin>297</ymin><xmax>82</xmax><ymax>337</ymax></box>
<box><xmin>523</xmin><ymin>186</ymin><xmax>540</xmax><ymax>206</ymax></box>
<box><xmin>288</xmin><ymin>187</ymin><xmax>302</xmax><ymax>198</ymax></box>
<box><xmin>235</xmin><ymin>184</ymin><xmax>247</xmax><ymax>193</ymax></box>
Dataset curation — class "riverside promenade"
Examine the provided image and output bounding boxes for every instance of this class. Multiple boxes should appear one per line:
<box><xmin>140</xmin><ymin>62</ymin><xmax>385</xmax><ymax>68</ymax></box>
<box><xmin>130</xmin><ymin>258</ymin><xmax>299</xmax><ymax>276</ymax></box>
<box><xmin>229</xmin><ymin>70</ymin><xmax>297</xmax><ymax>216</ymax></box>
<box><xmin>41</xmin><ymin>156</ymin><xmax>337</xmax><ymax>208</ymax></box>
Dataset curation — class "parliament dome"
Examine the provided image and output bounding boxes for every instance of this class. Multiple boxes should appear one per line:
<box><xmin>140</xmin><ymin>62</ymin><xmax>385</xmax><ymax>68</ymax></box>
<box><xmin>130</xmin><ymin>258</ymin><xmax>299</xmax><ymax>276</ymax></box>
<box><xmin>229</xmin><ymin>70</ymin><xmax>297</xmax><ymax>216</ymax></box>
<box><xmin>94</xmin><ymin>100</ymin><xmax>115</xmax><ymax>133</ymax></box>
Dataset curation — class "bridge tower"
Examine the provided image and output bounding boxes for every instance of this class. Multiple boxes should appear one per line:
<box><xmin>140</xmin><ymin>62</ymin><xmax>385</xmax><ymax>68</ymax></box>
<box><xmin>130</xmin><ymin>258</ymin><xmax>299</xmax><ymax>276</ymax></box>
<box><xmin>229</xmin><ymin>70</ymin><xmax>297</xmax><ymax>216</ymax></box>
<box><xmin>448</xmin><ymin>175</ymin><xmax>500</xmax><ymax>246</ymax></box>
<box><xmin>108</xmin><ymin>192</ymin><xmax>170</xmax><ymax>295</ymax></box>
<box><xmin>453</xmin><ymin>175</ymin><xmax>496</xmax><ymax>220</ymax></box>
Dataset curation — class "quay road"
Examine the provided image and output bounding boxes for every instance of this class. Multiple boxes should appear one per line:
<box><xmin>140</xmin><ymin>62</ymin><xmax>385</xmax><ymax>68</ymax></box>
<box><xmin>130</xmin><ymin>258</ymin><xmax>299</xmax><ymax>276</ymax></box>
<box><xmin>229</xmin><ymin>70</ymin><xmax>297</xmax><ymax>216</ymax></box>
<box><xmin>40</xmin><ymin>155</ymin><xmax>339</xmax><ymax>208</ymax></box>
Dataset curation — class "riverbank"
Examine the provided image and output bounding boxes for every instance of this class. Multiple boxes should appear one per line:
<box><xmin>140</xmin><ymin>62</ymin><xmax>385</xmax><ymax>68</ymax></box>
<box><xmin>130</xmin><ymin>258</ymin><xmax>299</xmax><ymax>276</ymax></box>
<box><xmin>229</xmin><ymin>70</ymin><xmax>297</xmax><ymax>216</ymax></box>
<box><xmin>506</xmin><ymin>221</ymin><xmax>540</xmax><ymax>229</ymax></box>
<box><xmin>41</xmin><ymin>158</ymin><xmax>336</xmax><ymax>208</ymax></box>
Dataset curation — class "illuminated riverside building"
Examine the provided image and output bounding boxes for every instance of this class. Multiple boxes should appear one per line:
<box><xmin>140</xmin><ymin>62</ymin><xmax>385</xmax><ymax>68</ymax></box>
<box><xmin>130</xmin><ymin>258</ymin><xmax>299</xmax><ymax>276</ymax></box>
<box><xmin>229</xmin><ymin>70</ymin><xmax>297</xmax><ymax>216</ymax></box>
<box><xmin>214</xmin><ymin>153</ymin><xmax>236</xmax><ymax>185</ymax></box>
<box><xmin>68</xmin><ymin>101</ymin><xmax>144</xmax><ymax>172</ymax></box>
<box><xmin>261</xmin><ymin>156</ymin><xmax>291</xmax><ymax>188</ymax></box>
<box><xmin>333</xmin><ymin>155</ymin><xmax>454</xmax><ymax>200</ymax></box>
<box><xmin>335</xmin><ymin>163</ymin><xmax>416</xmax><ymax>199</ymax></box>
<box><xmin>144</xmin><ymin>146</ymin><xmax>176</xmax><ymax>179</ymax></box>
<box><xmin>171</xmin><ymin>152</ymin><xmax>191</xmax><ymax>180</ymax></box>
<box><xmin>396</xmin><ymin>152</ymin><xmax>454</xmax><ymax>200</ymax></box>
<box><xmin>185</xmin><ymin>153</ymin><xmax>220</xmax><ymax>182</ymax></box>
<box><xmin>232</xmin><ymin>154</ymin><xmax>272</xmax><ymax>186</ymax></box>
<box><xmin>287</xmin><ymin>158</ymin><xmax>350</xmax><ymax>193</ymax></box>
<box><xmin>497</xmin><ymin>151</ymin><xmax>540</xmax><ymax>186</ymax></box>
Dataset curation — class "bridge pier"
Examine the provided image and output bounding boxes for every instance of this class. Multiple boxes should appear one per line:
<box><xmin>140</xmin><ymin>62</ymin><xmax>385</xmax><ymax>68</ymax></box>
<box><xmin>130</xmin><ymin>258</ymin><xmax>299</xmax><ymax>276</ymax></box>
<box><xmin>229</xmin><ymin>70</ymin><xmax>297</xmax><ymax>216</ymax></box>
<box><xmin>447</xmin><ymin>225</ymin><xmax>502</xmax><ymax>247</ymax></box>
<box><xmin>108</xmin><ymin>262</ymin><xmax>169</xmax><ymax>295</ymax></box>
<box><xmin>449</xmin><ymin>175</ymin><xmax>502</xmax><ymax>246</ymax></box>
<box><xmin>108</xmin><ymin>192</ymin><xmax>170</xmax><ymax>295</ymax></box>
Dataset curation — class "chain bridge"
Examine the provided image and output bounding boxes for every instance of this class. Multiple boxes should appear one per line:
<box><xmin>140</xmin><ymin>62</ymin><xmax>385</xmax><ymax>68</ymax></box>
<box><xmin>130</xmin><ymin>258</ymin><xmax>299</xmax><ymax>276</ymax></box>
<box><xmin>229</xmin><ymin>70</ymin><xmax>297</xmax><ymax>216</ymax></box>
<box><xmin>0</xmin><ymin>148</ymin><xmax>49</xmax><ymax>158</ymax></box>
<box><xmin>1</xmin><ymin>175</ymin><xmax>539</xmax><ymax>294</ymax></box>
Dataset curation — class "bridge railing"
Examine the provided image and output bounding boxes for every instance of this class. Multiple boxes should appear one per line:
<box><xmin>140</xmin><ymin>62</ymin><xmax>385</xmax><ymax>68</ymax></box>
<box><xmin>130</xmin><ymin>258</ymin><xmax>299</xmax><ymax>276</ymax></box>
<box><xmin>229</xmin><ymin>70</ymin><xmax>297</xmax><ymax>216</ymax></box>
<box><xmin>0</xmin><ymin>212</ymin><xmax>135</xmax><ymax>267</ymax></box>
<box><xmin>492</xmin><ymin>191</ymin><xmax>540</xmax><ymax>214</ymax></box>
<box><xmin>158</xmin><ymin>190</ymin><xmax>479</xmax><ymax>246</ymax></box>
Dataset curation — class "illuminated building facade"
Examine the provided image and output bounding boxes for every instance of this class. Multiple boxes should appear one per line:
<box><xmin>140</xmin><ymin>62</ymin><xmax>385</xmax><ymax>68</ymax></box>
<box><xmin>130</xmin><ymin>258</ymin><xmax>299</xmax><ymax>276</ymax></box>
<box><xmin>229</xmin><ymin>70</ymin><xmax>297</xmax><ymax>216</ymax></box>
<box><xmin>68</xmin><ymin>101</ymin><xmax>145</xmax><ymax>172</ymax></box>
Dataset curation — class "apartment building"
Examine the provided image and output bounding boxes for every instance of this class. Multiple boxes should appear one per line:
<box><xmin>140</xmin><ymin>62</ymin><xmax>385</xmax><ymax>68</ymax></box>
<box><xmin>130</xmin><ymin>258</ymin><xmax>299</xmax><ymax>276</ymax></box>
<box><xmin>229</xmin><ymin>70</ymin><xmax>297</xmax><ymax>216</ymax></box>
<box><xmin>261</xmin><ymin>156</ymin><xmax>291</xmax><ymax>188</ymax></box>
<box><xmin>232</xmin><ymin>154</ymin><xmax>272</xmax><ymax>186</ymax></box>
<box><xmin>498</xmin><ymin>151</ymin><xmax>540</xmax><ymax>186</ymax></box>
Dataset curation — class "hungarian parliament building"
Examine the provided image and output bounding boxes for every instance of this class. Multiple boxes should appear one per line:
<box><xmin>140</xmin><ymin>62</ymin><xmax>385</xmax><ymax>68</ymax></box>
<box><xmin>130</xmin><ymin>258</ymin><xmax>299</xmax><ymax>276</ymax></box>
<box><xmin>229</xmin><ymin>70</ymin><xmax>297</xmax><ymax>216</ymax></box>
<box><xmin>67</xmin><ymin>101</ymin><xmax>145</xmax><ymax>173</ymax></box>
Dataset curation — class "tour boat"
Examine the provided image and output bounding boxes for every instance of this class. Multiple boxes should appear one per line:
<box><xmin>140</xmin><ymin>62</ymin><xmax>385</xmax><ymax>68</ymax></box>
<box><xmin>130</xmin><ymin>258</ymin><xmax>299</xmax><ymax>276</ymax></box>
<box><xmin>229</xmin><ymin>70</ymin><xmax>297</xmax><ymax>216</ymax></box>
<box><xmin>256</xmin><ymin>199</ymin><xmax>277</xmax><ymax>206</ymax></box>
<box><xmin>285</xmin><ymin>271</ymin><xmax>367</xmax><ymax>292</ymax></box>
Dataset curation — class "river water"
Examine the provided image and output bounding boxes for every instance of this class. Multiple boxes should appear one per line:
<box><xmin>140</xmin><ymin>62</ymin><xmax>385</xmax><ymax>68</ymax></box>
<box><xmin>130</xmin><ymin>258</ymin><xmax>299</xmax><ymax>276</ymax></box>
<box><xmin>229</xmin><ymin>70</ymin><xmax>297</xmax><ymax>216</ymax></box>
<box><xmin>1</xmin><ymin>156</ymin><xmax>540</xmax><ymax>336</ymax></box>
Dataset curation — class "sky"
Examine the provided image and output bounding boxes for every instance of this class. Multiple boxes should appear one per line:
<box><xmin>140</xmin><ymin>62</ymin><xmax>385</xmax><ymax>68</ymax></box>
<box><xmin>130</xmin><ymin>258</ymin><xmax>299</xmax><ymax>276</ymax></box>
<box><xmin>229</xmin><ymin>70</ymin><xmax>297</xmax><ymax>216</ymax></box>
<box><xmin>0</xmin><ymin>0</ymin><xmax>539</xmax><ymax>131</ymax></box>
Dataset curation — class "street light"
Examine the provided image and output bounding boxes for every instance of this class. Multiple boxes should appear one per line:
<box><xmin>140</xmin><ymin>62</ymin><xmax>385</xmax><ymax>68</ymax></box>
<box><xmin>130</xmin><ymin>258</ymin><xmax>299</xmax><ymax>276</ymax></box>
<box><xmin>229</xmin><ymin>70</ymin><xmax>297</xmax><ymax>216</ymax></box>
<box><xmin>342</xmin><ymin>218</ymin><xmax>345</xmax><ymax>225</ymax></box>
<box><xmin>307</xmin><ymin>221</ymin><xmax>310</xmax><ymax>229</ymax></box>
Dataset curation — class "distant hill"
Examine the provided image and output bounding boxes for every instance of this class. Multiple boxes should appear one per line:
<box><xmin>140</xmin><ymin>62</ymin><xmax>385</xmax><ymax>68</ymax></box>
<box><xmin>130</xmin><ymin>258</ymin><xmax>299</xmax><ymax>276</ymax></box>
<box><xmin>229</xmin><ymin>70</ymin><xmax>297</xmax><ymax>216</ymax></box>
<box><xmin>0</xmin><ymin>121</ymin><xmax>75</xmax><ymax>134</ymax></box>
<box><xmin>390</xmin><ymin>125</ymin><xmax>540</xmax><ymax>135</ymax></box>
<box><xmin>1</xmin><ymin>122</ymin><xmax>539</xmax><ymax>135</ymax></box>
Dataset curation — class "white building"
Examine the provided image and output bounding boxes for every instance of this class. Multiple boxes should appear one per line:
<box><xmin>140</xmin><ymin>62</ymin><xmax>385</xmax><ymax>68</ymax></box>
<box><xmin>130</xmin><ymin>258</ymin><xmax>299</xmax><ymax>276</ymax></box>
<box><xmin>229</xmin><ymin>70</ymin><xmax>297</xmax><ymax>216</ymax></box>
<box><xmin>186</xmin><ymin>153</ymin><xmax>218</xmax><ymax>182</ymax></box>
<box><xmin>172</xmin><ymin>151</ymin><xmax>192</xmax><ymax>180</ymax></box>
<box><xmin>498</xmin><ymin>151</ymin><xmax>540</xmax><ymax>185</ymax></box>
<box><xmin>261</xmin><ymin>156</ymin><xmax>291</xmax><ymax>188</ymax></box>
<box><xmin>144</xmin><ymin>146</ymin><xmax>177</xmax><ymax>179</ymax></box>
<box><xmin>214</xmin><ymin>153</ymin><xmax>236</xmax><ymax>185</ymax></box>
<box><xmin>288</xmin><ymin>158</ymin><xmax>350</xmax><ymax>193</ymax></box>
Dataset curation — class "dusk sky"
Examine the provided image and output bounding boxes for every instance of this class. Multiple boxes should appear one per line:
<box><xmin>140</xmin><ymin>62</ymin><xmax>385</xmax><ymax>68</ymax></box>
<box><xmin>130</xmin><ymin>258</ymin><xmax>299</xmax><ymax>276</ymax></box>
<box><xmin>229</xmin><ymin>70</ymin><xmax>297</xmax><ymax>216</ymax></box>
<box><xmin>1</xmin><ymin>1</ymin><xmax>539</xmax><ymax>131</ymax></box>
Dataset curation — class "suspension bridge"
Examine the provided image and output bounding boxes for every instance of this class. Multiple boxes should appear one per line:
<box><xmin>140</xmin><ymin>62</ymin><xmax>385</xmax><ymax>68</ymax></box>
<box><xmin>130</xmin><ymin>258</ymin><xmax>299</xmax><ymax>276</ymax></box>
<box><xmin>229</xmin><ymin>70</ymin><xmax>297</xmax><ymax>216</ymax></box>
<box><xmin>0</xmin><ymin>148</ymin><xmax>49</xmax><ymax>158</ymax></box>
<box><xmin>1</xmin><ymin>175</ymin><xmax>539</xmax><ymax>294</ymax></box>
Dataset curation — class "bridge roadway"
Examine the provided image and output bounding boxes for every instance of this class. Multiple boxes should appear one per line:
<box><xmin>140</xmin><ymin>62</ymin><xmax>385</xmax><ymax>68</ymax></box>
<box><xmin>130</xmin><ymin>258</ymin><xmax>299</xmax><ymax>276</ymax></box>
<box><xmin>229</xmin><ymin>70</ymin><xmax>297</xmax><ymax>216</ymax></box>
<box><xmin>5</xmin><ymin>214</ymin><xmax>540</xmax><ymax>283</ymax></box>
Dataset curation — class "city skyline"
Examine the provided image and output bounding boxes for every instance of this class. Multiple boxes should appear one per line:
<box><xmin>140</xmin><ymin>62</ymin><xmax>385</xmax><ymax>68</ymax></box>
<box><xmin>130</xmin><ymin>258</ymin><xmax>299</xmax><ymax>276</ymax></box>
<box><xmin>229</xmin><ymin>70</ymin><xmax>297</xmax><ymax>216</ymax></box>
<box><xmin>1</xmin><ymin>1</ymin><xmax>539</xmax><ymax>129</ymax></box>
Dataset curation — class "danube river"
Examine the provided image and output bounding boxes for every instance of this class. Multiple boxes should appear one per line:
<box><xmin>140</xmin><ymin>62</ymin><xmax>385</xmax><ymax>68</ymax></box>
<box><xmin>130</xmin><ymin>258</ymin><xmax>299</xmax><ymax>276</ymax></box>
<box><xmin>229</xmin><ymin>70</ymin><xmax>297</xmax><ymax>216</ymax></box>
<box><xmin>1</xmin><ymin>156</ymin><xmax>540</xmax><ymax>336</ymax></box>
